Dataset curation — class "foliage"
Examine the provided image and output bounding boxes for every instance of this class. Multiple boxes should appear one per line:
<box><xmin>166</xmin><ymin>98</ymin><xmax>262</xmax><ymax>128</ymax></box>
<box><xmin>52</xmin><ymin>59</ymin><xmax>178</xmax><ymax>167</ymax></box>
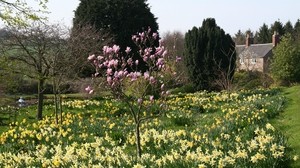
<box><xmin>257</xmin><ymin>23</ymin><xmax>271</xmax><ymax>43</ymax></box>
<box><xmin>270</xmin><ymin>34</ymin><xmax>300</xmax><ymax>84</ymax></box>
<box><xmin>0</xmin><ymin>22</ymin><xmax>69</xmax><ymax>120</ymax></box>
<box><xmin>271</xmin><ymin>20</ymin><xmax>285</xmax><ymax>36</ymax></box>
<box><xmin>86</xmin><ymin>28</ymin><xmax>178</xmax><ymax>158</ymax></box>
<box><xmin>0</xmin><ymin>0</ymin><xmax>48</xmax><ymax>26</ymax></box>
<box><xmin>161</xmin><ymin>31</ymin><xmax>190</xmax><ymax>87</ymax></box>
<box><xmin>184</xmin><ymin>18</ymin><xmax>236</xmax><ymax>91</ymax></box>
<box><xmin>73</xmin><ymin>0</ymin><xmax>158</xmax><ymax>71</ymax></box>
<box><xmin>233</xmin><ymin>71</ymin><xmax>274</xmax><ymax>90</ymax></box>
<box><xmin>0</xmin><ymin>88</ymin><xmax>296</xmax><ymax>167</ymax></box>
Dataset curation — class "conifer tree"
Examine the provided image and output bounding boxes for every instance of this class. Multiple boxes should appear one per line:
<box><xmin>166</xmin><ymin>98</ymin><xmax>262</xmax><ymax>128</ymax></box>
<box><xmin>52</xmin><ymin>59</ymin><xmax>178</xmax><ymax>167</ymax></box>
<box><xmin>184</xmin><ymin>18</ymin><xmax>236</xmax><ymax>91</ymax></box>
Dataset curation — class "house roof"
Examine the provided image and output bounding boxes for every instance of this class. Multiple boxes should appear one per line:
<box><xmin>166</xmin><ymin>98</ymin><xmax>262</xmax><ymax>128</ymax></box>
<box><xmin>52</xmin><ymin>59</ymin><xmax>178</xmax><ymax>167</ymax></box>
<box><xmin>236</xmin><ymin>43</ymin><xmax>274</xmax><ymax>59</ymax></box>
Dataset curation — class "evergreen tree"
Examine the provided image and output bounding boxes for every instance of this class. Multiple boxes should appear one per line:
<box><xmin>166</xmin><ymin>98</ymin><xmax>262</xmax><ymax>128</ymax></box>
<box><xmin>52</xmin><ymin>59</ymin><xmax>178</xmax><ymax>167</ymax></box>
<box><xmin>294</xmin><ymin>19</ymin><xmax>300</xmax><ymax>42</ymax></box>
<box><xmin>184</xmin><ymin>18</ymin><xmax>236</xmax><ymax>91</ymax></box>
<box><xmin>284</xmin><ymin>20</ymin><xmax>294</xmax><ymax>35</ymax></box>
<box><xmin>257</xmin><ymin>23</ymin><xmax>271</xmax><ymax>43</ymax></box>
<box><xmin>271</xmin><ymin>20</ymin><xmax>285</xmax><ymax>35</ymax></box>
<box><xmin>73</xmin><ymin>0</ymin><xmax>158</xmax><ymax>50</ymax></box>
<box><xmin>234</xmin><ymin>29</ymin><xmax>246</xmax><ymax>45</ymax></box>
<box><xmin>270</xmin><ymin>34</ymin><xmax>300</xmax><ymax>84</ymax></box>
<box><xmin>72</xmin><ymin>0</ymin><xmax>158</xmax><ymax>72</ymax></box>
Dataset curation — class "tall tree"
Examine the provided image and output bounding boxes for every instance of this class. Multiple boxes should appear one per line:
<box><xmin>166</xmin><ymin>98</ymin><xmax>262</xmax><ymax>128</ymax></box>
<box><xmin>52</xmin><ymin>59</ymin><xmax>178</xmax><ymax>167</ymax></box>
<box><xmin>294</xmin><ymin>19</ymin><xmax>300</xmax><ymax>42</ymax></box>
<box><xmin>73</xmin><ymin>0</ymin><xmax>158</xmax><ymax>51</ymax></box>
<box><xmin>270</xmin><ymin>34</ymin><xmax>300</xmax><ymax>84</ymax></box>
<box><xmin>184</xmin><ymin>18</ymin><xmax>236</xmax><ymax>91</ymax></box>
<box><xmin>284</xmin><ymin>20</ymin><xmax>294</xmax><ymax>35</ymax></box>
<box><xmin>161</xmin><ymin>31</ymin><xmax>188</xmax><ymax>86</ymax></box>
<box><xmin>257</xmin><ymin>23</ymin><xmax>271</xmax><ymax>43</ymax></box>
<box><xmin>0</xmin><ymin>0</ymin><xmax>48</xmax><ymax>25</ymax></box>
<box><xmin>0</xmin><ymin>23</ymin><xmax>65</xmax><ymax>120</ymax></box>
<box><xmin>233</xmin><ymin>29</ymin><xmax>246</xmax><ymax>45</ymax></box>
<box><xmin>271</xmin><ymin>20</ymin><xmax>285</xmax><ymax>35</ymax></box>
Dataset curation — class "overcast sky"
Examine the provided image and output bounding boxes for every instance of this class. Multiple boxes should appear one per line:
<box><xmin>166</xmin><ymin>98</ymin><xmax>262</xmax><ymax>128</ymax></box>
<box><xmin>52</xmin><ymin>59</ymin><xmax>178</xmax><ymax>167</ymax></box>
<box><xmin>4</xmin><ymin>0</ymin><xmax>300</xmax><ymax>36</ymax></box>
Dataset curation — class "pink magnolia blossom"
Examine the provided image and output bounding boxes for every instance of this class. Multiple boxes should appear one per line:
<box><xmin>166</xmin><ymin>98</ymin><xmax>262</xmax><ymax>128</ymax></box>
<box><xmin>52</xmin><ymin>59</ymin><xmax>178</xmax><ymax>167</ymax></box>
<box><xmin>144</xmin><ymin>71</ymin><xmax>149</xmax><ymax>79</ymax></box>
<box><xmin>125</xmin><ymin>47</ymin><xmax>131</xmax><ymax>54</ymax></box>
<box><xmin>113</xmin><ymin>45</ymin><xmax>120</xmax><ymax>53</ymax></box>
<box><xmin>127</xmin><ymin>58</ymin><xmax>133</xmax><ymax>65</ymax></box>
<box><xmin>103</xmin><ymin>46</ymin><xmax>113</xmax><ymax>54</ymax></box>
<box><xmin>149</xmin><ymin>95</ymin><xmax>154</xmax><ymax>102</ymax></box>
<box><xmin>149</xmin><ymin>76</ymin><xmax>156</xmax><ymax>84</ymax></box>
<box><xmin>176</xmin><ymin>56</ymin><xmax>182</xmax><ymax>62</ymax></box>
<box><xmin>85</xmin><ymin>86</ymin><xmax>94</xmax><ymax>94</ymax></box>
<box><xmin>107</xmin><ymin>68</ymin><xmax>113</xmax><ymax>75</ymax></box>
<box><xmin>162</xmin><ymin>50</ymin><xmax>168</xmax><ymax>57</ymax></box>
<box><xmin>156</xmin><ymin>58</ymin><xmax>164</xmax><ymax>66</ymax></box>
<box><xmin>152</xmin><ymin>32</ymin><xmax>158</xmax><ymax>39</ymax></box>
<box><xmin>137</xmin><ymin>98</ymin><xmax>143</xmax><ymax>104</ymax></box>
<box><xmin>88</xmin><ymin>54</ymin><xmax>96</xmax><ymax>61</ymax></box>
<box><xmin>135</xmin><ymin>60</ymin><xmax>139</xmax><ymax>65</ymax></box>
<box><xmin>143</xmin><ymin>56</ymin><xmax>148</xmax><ymax>62</ymax></box>
<box><xmin>107</xmin><ymin>76</ymin><xmax>112</xmax><ymax>85</ymax></box>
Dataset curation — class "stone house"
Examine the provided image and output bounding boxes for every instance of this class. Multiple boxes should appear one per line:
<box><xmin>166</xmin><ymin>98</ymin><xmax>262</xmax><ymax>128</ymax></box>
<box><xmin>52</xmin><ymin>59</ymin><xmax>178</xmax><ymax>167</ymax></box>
<box><xmin>236</xmin><ymin>32</ymin><xmax>280</xmax><ymax>73</ymax></box>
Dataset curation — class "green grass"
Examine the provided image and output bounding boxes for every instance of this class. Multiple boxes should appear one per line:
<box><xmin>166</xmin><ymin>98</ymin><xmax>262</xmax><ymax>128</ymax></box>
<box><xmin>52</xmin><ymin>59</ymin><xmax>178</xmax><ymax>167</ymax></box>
<box><xmin>271</xmin><ymin>85</ymin><xmax>300</xmax><ymax>167</ymax></box>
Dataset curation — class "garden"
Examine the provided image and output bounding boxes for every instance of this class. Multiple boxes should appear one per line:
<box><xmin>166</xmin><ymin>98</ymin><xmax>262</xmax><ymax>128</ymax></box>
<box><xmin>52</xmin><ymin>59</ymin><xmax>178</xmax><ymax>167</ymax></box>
<box><xmin>0</xmin><ymin>87</ymin><xmax>299</xmax><ymax>167</ymax></box>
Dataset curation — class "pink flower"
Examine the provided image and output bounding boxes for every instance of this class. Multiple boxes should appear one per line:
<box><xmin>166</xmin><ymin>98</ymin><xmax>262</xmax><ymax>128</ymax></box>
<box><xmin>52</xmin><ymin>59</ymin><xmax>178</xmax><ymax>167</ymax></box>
<box><xmin>156</xmin><ymin>58</ymin><xmax>164</xmax><ymax>66</ymax></box>
<box><xmin>144</xmin><ymin>71</ymin><xmax>149</xmax><ymax>79</ymax></box>
<box><xmin>127</xmin><ymin>58</ymin><xmax>133</xmax><ymax>65</ymax></box>
<box><xmin>113</xmin><ymin>45</ymin><xmax>120</xmax><ymax>53</ymax></box>
<box><xmin>149</xmin><ymin>95</ymin><xmax>154</xmax><ymax>102</ymax></box>
<box><xmin>149</xmin><ymin>76</ymin><xmax>156</xmax><ymax>84</ymax></box>
<box><xmin>135</xmin><ymin>60</ymin><xmax>139</xmax><ymax>65</ymax></box>
<box><xmin>103</xmin><ymin>46</ymin><xmax>113</xmax><ymax>54</ymax></box>
<box><xmin>88</xmin><ymin>54</ymin><xmax>96</xmax><ymax>61</ymax></box>
<box><xmin>125</xmin><ymin>47</ymin><xmax>131</xmax><ymax>54</ymax></box>
<box><xmin>152</xmin><ymin>32</ymin><xmax>158</xmax><ymax>39</ymax></box>
<box><xmin>97</xmin><ymin>55</ymin><xmax>104</xmax><ymax>61</ymax></box>
<box><xmin>107</xmin><ymin>76</ymin><xmax>112</xmax><ymax>84</ymax></box>
<box><xmin>107</xmin><ymin>68</ymin><xmax>113</xmax><ymax>75</ymax></box>
<box><xmin>137</xmin><ymin>98</ymin><xmax>143</xmax><ymax>104</ymax></box>
<box><xmin>162</xmin><ymin>50</ymin><xmax>168</xmax><ymax>57</ymax></box>
<box><xmin>85</xmin><ymin>86</ymin><xmax>94</xmax><ymax>94</ymax></box>
<box><xmin>176</xmin><ymin>56</ymin><xmax>182</xmax><ymax>62</ymax></box>
<box><xmin>143</xmin><ymin>56</ymin><xmax>148</xmax><ymax>62</ymax></box>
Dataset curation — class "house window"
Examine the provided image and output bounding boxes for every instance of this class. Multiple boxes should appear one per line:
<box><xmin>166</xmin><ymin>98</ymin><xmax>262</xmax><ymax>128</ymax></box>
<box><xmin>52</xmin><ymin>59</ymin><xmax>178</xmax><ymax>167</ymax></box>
<box><xmin>240</xmin><ymin>58</ymin><xmax>244</xmax><ymax>64</ymax></box>
<box><xmin>251</xmin><ymin>58</ymin><xmax>256</xmax><ymax>64</ymax></box>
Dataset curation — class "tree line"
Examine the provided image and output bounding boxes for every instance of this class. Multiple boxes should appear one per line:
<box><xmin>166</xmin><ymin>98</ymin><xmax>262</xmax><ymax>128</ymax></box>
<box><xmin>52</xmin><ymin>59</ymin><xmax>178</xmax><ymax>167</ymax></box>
<box><xmin>234</xmin><ymin>19</ymin><xmax>300</xmax><ymax>44</ymax></box>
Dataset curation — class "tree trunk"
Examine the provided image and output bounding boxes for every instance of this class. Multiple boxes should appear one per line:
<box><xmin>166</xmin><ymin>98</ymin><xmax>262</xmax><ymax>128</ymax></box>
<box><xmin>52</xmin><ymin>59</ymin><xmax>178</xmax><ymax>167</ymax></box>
<box><xmin>59</xmin><ymin>94</ymin><xmax>63</xmax><ymax>124</ymax></box>
<box><xmin>135</xmin><ymin>122</ymin><xmax>142</xmax><ymax>159</ymax></box>
<box><xmin>37</xmin><ymin>79</ymin><xmax>44</xmax><ymax>120</ymax></box>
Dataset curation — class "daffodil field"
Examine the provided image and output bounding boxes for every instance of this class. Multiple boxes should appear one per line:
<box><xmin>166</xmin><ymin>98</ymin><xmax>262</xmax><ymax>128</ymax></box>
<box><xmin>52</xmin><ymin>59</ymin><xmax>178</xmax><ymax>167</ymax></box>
<box><xmin>0</xmin><ymin>88</ymin><xmax>296</xmax><ymax>167</ymax></box>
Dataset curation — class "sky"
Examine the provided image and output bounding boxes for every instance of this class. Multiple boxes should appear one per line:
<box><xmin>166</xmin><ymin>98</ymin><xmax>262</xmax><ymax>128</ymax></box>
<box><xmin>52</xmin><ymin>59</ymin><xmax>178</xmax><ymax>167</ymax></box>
<box><xmin>5</xmin><ymin>0</ymin><xmax>300</xmax><ymax>36</ymax></box>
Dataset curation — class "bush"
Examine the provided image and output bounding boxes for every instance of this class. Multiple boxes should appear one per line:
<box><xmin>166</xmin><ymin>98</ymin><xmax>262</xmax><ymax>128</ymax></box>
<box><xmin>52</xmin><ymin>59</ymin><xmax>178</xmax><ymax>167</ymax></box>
<box><xmin>233</xmin><ymin>71</ymin><xmax>273</xmax><ymax>90</ymax></box>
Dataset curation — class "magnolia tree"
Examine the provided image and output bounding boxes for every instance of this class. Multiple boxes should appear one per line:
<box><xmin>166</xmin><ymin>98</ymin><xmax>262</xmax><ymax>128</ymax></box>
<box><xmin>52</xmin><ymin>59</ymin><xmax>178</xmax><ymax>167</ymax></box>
<box><xmin>86</xmin><ymin>28</ymin><xmax>180</xmax><ymax>159</ymax></box>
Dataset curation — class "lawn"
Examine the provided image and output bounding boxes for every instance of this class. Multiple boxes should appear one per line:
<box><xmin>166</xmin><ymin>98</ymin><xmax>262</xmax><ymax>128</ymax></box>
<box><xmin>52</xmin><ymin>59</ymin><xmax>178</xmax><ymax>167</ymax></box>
<box><xmin>272</xmin><ymin>85</ymin><xmax>300</xmax><ymax>167</ymax></box>
<box><xmin>0</xmin><ymin>88</ymin><xmax>298</xmax><ymax>167</ymax></box>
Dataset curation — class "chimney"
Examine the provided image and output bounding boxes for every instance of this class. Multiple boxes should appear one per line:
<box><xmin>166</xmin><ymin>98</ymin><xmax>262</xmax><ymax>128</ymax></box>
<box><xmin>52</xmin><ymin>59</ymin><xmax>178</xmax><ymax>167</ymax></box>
<box><xmin>245</xmin><ymin>33</ymin><xmax>253</xmax><ymax>48</ymax></box>
<box><xmin>272</xmin><ymin>31</ymin><xmax>280</xmax><ymax>47</ymax></box>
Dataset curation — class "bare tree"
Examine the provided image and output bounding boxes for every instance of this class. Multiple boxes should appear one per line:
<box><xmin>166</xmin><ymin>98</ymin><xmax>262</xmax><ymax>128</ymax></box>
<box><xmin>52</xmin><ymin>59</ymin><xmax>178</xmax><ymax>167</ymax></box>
<box><xmin>213</xmin><ymin>47</ymin><xmax>237</xmax><ymax>92</ymax></box>
<box><xmin>0</xmin><ymin>22</ymin><xmax>64</xmax><ymax>120</ymax></box>
<box><xmin>50</xmin><ymin>24</ymin><xmax>111</xmax><ymax>124</ymax></box>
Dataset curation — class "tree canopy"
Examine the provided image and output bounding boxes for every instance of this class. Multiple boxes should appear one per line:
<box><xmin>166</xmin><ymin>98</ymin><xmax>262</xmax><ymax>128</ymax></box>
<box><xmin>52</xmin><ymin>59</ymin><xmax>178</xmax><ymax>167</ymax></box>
<box><xmin>0</xmin><ymin>0</ymin><xmax>48</xmax><ymax>25</ymax></box>
<box><xmin>184</xmin><ymin>18</ymin><xmax>236</xmax><ymax>91</ymax></box>
<box><xmin>270</xmin><ymin>34</ymin><xmax>300</xmax><ymax>84</ymax></box>
<box><xmin>73</xmin><ymin>0</ymin><xmax>158</xmax><ymax>50</ymax></box>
